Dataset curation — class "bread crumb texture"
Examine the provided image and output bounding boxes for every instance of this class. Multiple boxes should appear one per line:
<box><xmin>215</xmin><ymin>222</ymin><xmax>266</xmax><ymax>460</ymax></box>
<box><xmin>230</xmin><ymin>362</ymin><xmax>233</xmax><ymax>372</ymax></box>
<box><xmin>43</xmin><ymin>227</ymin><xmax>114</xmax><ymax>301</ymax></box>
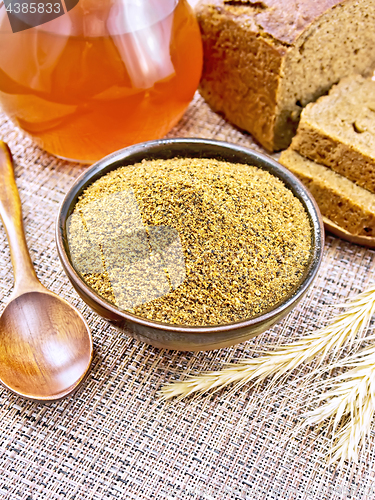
<box><xmin>280</xmin><ymin>148</ymin><xmax>375</xmax><ymax>237</ymax></box>
<box><xmin>291</xmin><ymin>75</ymin><xmax>375</xmax><ymax>194</ymax></box>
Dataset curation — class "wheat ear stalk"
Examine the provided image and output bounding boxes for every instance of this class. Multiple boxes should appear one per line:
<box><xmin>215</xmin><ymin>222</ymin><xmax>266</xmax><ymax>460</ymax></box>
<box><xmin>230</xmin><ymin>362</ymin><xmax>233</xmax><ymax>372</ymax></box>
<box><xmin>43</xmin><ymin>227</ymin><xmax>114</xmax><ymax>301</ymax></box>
<box><xmin>161</xmin><ymin>286</ymin><xmax>375</xmax><ymax>400</ymax></box>
<box><xmin>305</xmin><ymin>345</ymin><xmax>375</xmax><ymax>464</ymax></box>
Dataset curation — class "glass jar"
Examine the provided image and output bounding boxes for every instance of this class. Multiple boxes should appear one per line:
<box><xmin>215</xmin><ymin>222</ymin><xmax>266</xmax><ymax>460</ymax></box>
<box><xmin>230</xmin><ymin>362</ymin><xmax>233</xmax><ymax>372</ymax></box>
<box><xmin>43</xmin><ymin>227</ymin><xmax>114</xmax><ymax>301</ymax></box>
<box><xmin>0</xmin><ymin>0</ymin><xmax>202</xmax><ymax>163</ymax></box>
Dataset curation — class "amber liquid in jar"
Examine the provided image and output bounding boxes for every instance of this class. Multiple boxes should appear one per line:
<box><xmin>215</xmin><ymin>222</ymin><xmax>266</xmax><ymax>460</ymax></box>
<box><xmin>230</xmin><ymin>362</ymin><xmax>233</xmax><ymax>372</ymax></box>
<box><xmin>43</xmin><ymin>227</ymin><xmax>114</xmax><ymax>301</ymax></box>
<box><xmin>0</xmin><ymin>0</ymin><xmax>202</xmax><ymax>163</ymax></box>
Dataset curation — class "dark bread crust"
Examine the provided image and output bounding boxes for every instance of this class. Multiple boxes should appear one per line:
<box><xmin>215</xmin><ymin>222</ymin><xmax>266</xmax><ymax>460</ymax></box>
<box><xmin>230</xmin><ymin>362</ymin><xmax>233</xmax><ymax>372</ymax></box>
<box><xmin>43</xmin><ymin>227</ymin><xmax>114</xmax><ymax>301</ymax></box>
<box><xmin>198</xmin><ymin>5</ymin><xmax>283</xmax><ymax>150</ymax></box>
<box><xmin>219</xmin><ymin>0</ymin><xmax>343</xmax><ymax>45</ymax></box>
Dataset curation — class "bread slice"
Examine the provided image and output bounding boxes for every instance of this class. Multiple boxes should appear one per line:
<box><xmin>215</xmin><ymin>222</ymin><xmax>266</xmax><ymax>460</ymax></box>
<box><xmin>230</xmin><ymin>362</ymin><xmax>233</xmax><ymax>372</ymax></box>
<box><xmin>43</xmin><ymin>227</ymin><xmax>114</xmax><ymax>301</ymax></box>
<box><xmin>279</xmin><ymin>149</ymin><xmax>375</xmax><ymax>237</ymax></box>
<box><xmin>291</xmin><ymin>75</ymin><xmax>375</xmax><ymax>194</ymax></box>
<box><xmin>196</xmin><ymin>0</ymin><xmax>375</xmax><ymax>151</ymax></box>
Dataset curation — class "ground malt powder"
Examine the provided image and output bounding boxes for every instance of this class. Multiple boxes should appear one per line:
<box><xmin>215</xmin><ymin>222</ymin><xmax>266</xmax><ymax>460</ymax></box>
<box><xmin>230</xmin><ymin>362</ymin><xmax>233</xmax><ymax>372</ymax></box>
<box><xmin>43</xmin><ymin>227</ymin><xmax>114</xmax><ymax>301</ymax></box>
<box><xmin>68</xmin><ymin>158</ymin><xmax>312</xmax><ymax>326</ymax></box>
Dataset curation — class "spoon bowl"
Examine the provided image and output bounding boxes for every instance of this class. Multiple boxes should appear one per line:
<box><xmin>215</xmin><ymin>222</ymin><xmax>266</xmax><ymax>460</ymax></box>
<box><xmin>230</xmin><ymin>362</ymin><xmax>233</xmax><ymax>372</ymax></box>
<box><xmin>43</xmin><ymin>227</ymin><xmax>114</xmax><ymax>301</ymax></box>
<box><xmin>0</xmin><ymin>142</ymin><xmax>93</xmax><ymax>401</ymax></box>
<box><xmin>0</xmin><ymin>291</ymin><xmax>92</xmax><ymax>400</ymax></box>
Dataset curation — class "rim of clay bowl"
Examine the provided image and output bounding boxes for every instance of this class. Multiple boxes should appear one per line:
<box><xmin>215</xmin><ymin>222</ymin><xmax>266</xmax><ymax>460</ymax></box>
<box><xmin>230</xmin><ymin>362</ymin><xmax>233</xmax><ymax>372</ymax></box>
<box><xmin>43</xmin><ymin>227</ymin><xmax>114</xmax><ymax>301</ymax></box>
<box><xmin>56</xmin><ymin>138</ymin><xmax>324</xmax><ymax>336</ymax></box>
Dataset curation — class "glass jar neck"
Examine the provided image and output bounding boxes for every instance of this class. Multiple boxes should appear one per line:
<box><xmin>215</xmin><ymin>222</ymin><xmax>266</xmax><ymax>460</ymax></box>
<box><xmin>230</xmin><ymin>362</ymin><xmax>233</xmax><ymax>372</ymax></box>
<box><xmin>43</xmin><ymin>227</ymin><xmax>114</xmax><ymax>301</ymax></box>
<box><xmin>0</xmin><ymin>0</ymin><xmax>180</xmax><ymax>37</ymax></box>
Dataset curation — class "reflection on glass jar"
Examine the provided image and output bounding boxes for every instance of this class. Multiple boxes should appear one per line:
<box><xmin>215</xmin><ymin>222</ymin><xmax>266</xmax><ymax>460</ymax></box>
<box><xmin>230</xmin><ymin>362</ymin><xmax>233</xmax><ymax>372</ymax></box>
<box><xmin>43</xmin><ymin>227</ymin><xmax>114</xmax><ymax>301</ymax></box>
<box><xmin>0</xmin><ymin>0</ymin><xmax>203</xmax><ymax>163</ymax></box>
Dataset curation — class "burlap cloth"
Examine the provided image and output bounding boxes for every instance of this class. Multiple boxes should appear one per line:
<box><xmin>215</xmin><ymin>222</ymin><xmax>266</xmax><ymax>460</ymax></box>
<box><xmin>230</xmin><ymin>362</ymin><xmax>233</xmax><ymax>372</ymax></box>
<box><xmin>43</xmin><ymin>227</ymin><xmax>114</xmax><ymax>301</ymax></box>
<box><xmin>0</xmin><ymin>93</ymin><xmax>375</xmax><ymax>500</ymax></box>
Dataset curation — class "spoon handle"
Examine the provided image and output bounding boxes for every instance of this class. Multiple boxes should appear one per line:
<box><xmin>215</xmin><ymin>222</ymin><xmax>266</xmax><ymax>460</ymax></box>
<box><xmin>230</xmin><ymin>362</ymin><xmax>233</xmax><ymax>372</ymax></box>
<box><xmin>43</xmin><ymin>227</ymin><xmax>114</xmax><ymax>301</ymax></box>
<box><xmin>0</xmin><ymin>141</ymin><xmax>39</xmax><ymax>294</ymax></box>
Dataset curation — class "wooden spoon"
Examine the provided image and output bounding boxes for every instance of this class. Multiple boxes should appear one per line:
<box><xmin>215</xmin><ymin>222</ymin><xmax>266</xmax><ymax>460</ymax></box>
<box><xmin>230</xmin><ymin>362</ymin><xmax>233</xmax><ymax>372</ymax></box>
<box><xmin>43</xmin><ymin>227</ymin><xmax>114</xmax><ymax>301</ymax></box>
<box><xmin>0</xmin><ymin>142</ymin><xmax>93</xmax><ymax>401</ymax></box>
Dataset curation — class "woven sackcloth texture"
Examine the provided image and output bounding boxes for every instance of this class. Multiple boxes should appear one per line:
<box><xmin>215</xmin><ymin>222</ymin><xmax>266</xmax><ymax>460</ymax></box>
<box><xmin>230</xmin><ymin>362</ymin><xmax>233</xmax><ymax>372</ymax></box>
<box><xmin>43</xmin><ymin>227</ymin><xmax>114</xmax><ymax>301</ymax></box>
<box><xmin>0</xmin><ymin>93</ymin><xmax>375</xmax><ymax>500</ymax></box>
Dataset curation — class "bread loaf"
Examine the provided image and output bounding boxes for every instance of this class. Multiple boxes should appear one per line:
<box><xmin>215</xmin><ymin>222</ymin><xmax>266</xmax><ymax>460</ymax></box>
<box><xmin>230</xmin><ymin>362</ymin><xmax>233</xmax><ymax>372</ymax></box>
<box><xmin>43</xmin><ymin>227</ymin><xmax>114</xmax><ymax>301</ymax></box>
<box><xmin>196</xmin><ymin>0</ymin><xmax>375</xmax><ymax>151</ymax></box>
<box><xmin>291</xmin><ymin>75</ymin><xmax>375</xmax><ymax>194</ymax></box>
<box><xmin>279</xmin><ymin>149</ymin><xmax>375</xmax><ymax>237</ymax></box>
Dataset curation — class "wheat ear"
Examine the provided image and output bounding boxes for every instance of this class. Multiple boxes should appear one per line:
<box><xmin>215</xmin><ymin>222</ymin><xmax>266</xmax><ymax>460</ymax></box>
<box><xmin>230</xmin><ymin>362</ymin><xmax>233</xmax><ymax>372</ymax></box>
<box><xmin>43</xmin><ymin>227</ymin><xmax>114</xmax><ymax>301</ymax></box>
<box><xmin>305</xmin><ymin>345</ymin><xmax>375</xmax><ymax>464</ymax></box>
<box><xmin>161</xmin><ymin>286</ymin><xmax>375</xmax><ymax>400</ymax></box>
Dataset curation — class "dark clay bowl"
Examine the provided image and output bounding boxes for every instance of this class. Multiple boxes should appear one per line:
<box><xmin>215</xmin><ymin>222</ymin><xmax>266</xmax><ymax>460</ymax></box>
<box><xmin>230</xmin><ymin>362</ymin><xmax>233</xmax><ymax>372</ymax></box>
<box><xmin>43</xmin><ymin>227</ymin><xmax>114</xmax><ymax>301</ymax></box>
<box><xmin>56</xmin><ymin>139</ymin><xmax>324</xmax><ymax>351</ymax></box>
